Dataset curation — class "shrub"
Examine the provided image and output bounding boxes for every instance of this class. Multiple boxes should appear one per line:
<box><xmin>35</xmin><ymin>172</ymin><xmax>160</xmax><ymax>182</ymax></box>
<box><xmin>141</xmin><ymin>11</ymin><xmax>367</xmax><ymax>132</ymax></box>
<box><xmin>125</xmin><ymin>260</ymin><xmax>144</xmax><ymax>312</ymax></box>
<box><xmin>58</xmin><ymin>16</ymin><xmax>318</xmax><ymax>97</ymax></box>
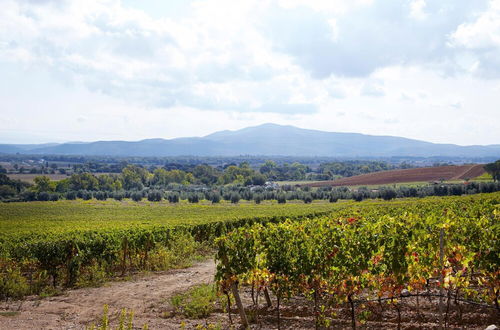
<box><xmin>49</xmin><ymin>193</ymin><xmax>59</xmax><ymax>201</ymax></box>
<box><xmin>328</xmin><ymin>194</ymin><xmax>339</xmax><ymax>203</ymax></box>
<box><xmin>170</xmin><ymin>284</ymin><xmax>216</xmax><ymax>319</ymax></box>
<box><xmin>113</xmin><ymin>191</ymin><xmax>124</xmax><ymax>201</ymax></box>
<box><xmin>77</xmin><ymin>190</ymin><xmax>93</xmax><ymax>200</ymax></box>
<box><xmin>167</xmin><ymin>193</ymin><xmax>179</xmax><ymax>203</ymax></box>
<box><xmin>352</xmin><ymin>193</ymin><xmax>364</xmax><ymax>202</ymax></box>
<box><xmin>0</xmin><ymin>185</ymin><xmax>16</xmax><ymax>199</ymax></box>
<box><xmin>65</xmin><ymin>191</ymin><xmax>77</xmax><ymax>200</ymax></box>
<box><xmin>302</xmin><ymin>194</ymin><xmax>313</xmax><ymax>204</ymax></box>
<box><xmin>20</xmin><ymin>190</ymin><xmax>37</xmax><ymax>202</ymax></box>
<box><xmin>210</xmin><ymin>193</ymin><xmax>221</xmax><ymax>204</ymax></box>
<box><xmin>37</xmin><ymin>191</ymin><xmax>50</xmax><ymax>201</ymax></box>
<box><xmin>187</xmin><ymin>193</ymin><xmax>199</xmax><ymax>203</ymax></box>
<box><xmin>94</xmin><ymin>191</ymin><xmax>108</xmax><ymax>201</ymax></box>
<box><xmin>147</xmin><ymin>190</ymin><xmax>163</xmax><ymax>202</ymax></box>
<box><xmin>0</xmin><ymin>266</ymin><xmax>29</xmax><ymax>300</ymax></box>
<box><xmin>230</xmin><ymin>193</ymin><xmax>240</xmax><ymax>204</ymax></box>
<box><xmin>131</xmin><ymin>191</ymin><xmax>143</xmax><ymax>202</ymax></box>
<box><xmin>380</xmin><ymin>189</ymin><xmax>397</xmax><ymax>201</ymax></box>
<box><xmin>277</xmin><ymin>193</ymin><xmax>287</xmax><ymax>204</ymax></box>
<box><xmin>253</xmin><ymin>194</ymin><xmax>262</xmax><ymax>204</ymax></box>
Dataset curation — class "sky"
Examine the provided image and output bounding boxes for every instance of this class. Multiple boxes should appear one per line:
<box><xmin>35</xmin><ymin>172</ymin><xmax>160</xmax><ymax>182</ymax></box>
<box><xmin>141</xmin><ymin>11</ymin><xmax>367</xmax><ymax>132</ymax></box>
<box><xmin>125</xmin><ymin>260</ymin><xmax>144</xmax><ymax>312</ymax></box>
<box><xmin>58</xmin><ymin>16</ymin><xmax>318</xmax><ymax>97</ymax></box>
<box><xmin>1</xmin><ymin>0</ymin><xmax>500</xmax><ymax>145</ymax></box>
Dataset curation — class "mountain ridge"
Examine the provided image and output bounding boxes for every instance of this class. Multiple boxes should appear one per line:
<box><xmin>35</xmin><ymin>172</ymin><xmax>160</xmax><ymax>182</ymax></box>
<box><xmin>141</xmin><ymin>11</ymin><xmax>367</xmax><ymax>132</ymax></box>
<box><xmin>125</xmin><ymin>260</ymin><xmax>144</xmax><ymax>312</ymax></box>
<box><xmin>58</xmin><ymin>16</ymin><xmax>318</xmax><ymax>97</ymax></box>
<box><xmin>1</xmin><ymin>124</ymin><xmax>499</xmax><ymax>157</ymax></box>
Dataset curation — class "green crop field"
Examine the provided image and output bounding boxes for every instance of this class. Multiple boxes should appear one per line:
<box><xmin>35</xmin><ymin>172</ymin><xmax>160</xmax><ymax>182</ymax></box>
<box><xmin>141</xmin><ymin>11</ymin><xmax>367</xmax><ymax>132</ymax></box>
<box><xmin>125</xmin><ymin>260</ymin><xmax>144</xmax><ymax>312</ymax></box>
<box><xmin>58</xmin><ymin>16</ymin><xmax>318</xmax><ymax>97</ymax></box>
<box><xmin>1</xmin><ymin>193</ymin><xmax>499</xmax><ymax>305</ymax></box>
<box><xmin>0</xmin><ymin>199</ymin><xmax>350</xmax><ymax>237</ymax></box>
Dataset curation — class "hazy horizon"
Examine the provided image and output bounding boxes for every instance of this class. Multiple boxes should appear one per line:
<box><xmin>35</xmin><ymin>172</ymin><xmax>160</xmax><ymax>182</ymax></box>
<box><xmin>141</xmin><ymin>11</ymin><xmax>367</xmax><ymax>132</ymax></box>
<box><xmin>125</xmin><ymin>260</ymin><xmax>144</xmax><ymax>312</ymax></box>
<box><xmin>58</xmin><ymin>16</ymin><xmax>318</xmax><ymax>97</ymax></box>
<box><xmin>2</xmin><ymin>123</ymin><xmax>500</xmax><ymax>148</ymax></box>
<box><xmin>1</xmin><ymin>0</ymin><xmax>500</xmax><ymax>145</ymax></box>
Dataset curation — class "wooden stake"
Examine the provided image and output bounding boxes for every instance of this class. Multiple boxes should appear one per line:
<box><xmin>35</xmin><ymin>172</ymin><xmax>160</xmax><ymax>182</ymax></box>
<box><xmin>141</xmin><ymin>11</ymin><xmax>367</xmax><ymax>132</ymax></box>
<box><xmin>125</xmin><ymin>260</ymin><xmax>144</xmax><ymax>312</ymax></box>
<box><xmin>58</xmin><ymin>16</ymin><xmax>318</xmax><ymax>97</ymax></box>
<box><xmin>439</xmin><ymin>228</ymin><xmax>444</xmax><ymax>330</ymax></box>
<box><xmin>231</xmin><ymin>282</ymin><xmax>249</xmax><ymax>328</ymax></box>
<box><xmin>264</xmin><ymin>287</ymin><xmax>273</xmax><ymax>308</ymax></box>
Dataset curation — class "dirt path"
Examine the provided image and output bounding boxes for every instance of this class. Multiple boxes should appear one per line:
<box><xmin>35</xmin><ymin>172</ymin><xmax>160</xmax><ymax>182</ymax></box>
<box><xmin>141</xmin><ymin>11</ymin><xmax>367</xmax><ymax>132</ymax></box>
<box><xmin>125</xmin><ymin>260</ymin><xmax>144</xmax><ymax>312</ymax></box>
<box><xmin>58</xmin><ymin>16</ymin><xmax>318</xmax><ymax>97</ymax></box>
<box><xmin>0</xmin><ymin>260</ymin><xmax>216</xmax><ymax>330</ymax></box>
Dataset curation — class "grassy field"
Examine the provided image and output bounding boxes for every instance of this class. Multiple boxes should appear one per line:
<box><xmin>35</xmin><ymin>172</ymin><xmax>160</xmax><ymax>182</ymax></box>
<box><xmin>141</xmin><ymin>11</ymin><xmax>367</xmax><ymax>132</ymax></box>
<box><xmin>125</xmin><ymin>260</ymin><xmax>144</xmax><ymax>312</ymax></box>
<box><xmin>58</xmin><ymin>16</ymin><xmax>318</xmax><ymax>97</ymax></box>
<box><xmin>0</xmin><ymin>199</ymin><xmax>349</xmax><ymax>237</ymax></box>
<box><xmin>7</xmin><ymin>173</ymin><xmax>70</xmax><ymax>183</ymax></box>
<box><xmin>7</xmin><ymin>172</ymin><xmax>115</xmax><ymax>183</ymax></box>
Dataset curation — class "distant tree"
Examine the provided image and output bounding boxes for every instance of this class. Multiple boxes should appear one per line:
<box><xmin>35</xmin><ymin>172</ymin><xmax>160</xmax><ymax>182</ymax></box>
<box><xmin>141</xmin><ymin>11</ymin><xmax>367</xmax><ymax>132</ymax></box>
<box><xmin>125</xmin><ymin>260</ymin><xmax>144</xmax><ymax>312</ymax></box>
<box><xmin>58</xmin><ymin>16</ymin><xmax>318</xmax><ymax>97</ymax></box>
<box><xmin>122</xmin><ymin>165</ymin><xmax>150</xmax><ymax>190</ymax></box>
<box><xmin>37</xmin><ymin>191</ymin><xmax>50</xmax><ymax>201</ymax></box>
<box><xmin>113</xmin><ymin>191</ymin><xmax>124</xmax><ymax>201</ymax></box>
<box><xmin>230</xmin><ymin>193</ymin><xmax>240</xmax><ymax>204</ymax></box>
<box><xmin>352</xmin><ymin>192</ymin><xmax>364</xmax><ymax>202</ymax></box>
<box><xmin>69</xmin><ymin>173</ymin><xmax>99</xmax><ymax>191</ymax></box>
<box><xmin>131</xmin><ymin>191</ymin><xmax>143</xmax><ymax>202</ymax></box>
<box><xmin>277</xmin><ymin>193</ymin><xmax>287</xmax><ymax>204</ymax></box>
<box><xmin>94</xmin><ymin>191</ymin><xmax>108</xmax><ymax>201</ymax></box>
<box><xmin>20</xmin><ymin>190</ymin><xmax>37</xmax><ymax>201</ymax></box>
<box><xmin>259</xmin><ymin>160</ymin><xmax>277</xmax><ymax>180</ymax></box>
<box><xmin>302</xmin><ymin>194</ymin><xmax>313</xmax><ymax>204</ymax></box>
<box><xmin>187</xmin><ymin>193</ymin><xmax>199</xmax><ymax>203</ymax></box>
<box><xmin>33</xmin><ymin>176</ymin><xmax>52</xmax><ymax>192</ymax></box>
<box><xmin>49</xmin><ymin>193</ymin><xmax>59</xmax><ymax>201</ymax></box>
<box><xmin>484</xmin><ymin>160</ymin><xmax>500</xmax><ymax>182</ymax></box>
<box><xmin>211</xmin><ymin>193</ymin><xmax>221</xmax><ymax>204</ymax></box>
<box><xmin>253</xmin><ymin>194</ymin><xmax>262</xmax><ymax>204</ymax></box>
<box><xmin>65</xmin><ymin>191</ymin><xmax>77</xmax><ymax>200</ymax></box>
<box><xmin>147</xmin><ymin>190</ymin><xmax>163</xmax><ymax>202</ymax></box>
<box><xmin>380</xmin><ymin>188</ymin><xmax>397</xmax><ymax>201</ymax></box>
<box><xmin>167</xmin><ymin>193</ymin><xmax>180</xmax><ymax>203</ymax></box>
<box><xmin>81</xmin><ymin>190</ymin><xmax>93</xmax><ymax>200</ymax></box>
<box><xmin>251</xmin><ymin>174</ymin><xmax>267</xmax><ymax>186</ymax></box>
<box><xmin>328</xmin><ymin>193</ymin><xmax>339</xmax><ymax>203</ymax></box>
<box><xmin>0</xmin><ymin>185</ymin><xmax>16</xmax><ymax>199</ymax></box>
<box><xmin>193</xmin><ymin>165</ymin><xmax>219</xmax><ymax>185</ymax></box>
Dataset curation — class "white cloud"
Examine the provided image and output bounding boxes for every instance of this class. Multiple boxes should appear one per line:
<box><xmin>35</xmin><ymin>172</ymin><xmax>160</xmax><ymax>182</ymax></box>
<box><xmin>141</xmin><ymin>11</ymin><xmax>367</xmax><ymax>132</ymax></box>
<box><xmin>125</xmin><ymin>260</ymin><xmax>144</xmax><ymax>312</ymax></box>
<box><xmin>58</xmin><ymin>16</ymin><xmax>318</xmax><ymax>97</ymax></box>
<box><xmin>409</xmin><ymin>0</ymin><xmax>428</xmax><ymax>20</ymax></box>
<box><xmin>450</xmin><ymin>0</ymin><xmax>500</xmax><ymax>49</ymax></box>
<box><xmin>0</xmin><ymin>0</ymin><xmax>499</xmax><ymax>145</ymax></box>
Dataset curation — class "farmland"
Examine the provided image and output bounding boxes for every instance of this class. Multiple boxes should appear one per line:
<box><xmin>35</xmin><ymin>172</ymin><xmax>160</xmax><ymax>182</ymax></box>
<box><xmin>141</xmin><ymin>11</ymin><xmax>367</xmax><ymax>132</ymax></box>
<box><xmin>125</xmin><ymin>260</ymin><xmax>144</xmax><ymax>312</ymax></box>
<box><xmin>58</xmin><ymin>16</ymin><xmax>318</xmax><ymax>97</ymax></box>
<box><xmin>215</xmin><ymin>192</ymin><xmax>500</xmax><ymax>328</ymax></box>
<box><xmin>306</xmin><ymin>164</ymin><xmax>486</xmax><ymax>187</ymax></box>
<box><xmin>0</xmin><ymin>192</ymin><xmax>499</xmax><ymax>328</ymax></box>
<box><xmin>0</xmin><ymin>199</ymin><xmax>344</xmax><ymax>237</ymax></box>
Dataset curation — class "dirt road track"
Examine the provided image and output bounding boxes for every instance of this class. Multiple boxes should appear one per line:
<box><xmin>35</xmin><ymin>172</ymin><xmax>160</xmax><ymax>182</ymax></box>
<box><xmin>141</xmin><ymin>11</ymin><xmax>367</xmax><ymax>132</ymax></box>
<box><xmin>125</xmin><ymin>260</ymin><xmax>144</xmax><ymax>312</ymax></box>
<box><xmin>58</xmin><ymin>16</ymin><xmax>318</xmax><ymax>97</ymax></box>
<box><xmin>0</xmin><ymin>260</ymin><xmax>216</xmax><ymax>329</ymax></box>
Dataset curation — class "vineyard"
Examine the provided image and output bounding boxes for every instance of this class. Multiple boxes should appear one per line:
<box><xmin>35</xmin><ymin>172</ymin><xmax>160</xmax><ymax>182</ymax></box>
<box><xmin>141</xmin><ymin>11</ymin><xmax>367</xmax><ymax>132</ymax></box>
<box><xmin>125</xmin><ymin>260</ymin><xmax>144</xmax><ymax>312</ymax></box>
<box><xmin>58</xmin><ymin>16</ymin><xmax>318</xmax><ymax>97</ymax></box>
<box><xmin>215</xmin><ymin>193</ymin><xmax>500</xmax><ymax>328</ymax></box>
<box><xmin>0</xmin><ymin>200</ymin><xmax>344</xmax><ymax>298</ymax></box>
<box><xmin>1</xmin><ymin>194</ymin><xmax>499</xmax><ymax>328</ymax></box>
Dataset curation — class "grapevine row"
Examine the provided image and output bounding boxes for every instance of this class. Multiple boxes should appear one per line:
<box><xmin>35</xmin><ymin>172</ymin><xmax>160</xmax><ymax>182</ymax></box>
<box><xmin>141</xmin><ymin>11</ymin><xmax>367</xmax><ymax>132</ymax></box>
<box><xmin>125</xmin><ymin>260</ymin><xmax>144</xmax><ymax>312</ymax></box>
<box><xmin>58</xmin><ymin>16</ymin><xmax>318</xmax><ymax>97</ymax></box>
<box><xmin>215</xmin><ymin>193</ymin><xmax>500</xmax><ymax>328</ymax></box>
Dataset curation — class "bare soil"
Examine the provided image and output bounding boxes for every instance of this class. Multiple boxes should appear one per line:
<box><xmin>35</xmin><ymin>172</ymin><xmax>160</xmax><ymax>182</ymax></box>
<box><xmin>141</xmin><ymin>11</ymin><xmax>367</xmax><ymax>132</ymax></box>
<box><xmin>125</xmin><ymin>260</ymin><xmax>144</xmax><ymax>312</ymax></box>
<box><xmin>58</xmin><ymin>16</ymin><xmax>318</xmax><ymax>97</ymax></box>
<box><xmin>0</xmin><ymin>260</ymin><xmax>216</xmax><ymax>329</ymax></box>
<box><xmin>305</xmin><ymin>165</ymin><xmax>486</xmax><ymax>188</ymax></box>
<box><xmin>1</xmin><ymin>260</ymin><xmax>498</xmax><ymax>329</ymax></box>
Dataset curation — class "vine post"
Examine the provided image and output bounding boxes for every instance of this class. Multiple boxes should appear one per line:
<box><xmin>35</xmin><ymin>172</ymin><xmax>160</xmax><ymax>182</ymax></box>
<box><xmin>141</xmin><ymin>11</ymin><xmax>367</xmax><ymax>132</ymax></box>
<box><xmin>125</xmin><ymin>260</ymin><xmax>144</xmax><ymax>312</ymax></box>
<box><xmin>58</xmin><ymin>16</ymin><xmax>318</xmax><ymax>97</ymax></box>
<box><xmin>231</xmin><ymin>282</ymin><xmax>249</xmax><ymax>328</ymax></box>
<box><xmin>439</xmin><ymin>228</ymin><xmax>444</xmax><ymax>330</ymax></box>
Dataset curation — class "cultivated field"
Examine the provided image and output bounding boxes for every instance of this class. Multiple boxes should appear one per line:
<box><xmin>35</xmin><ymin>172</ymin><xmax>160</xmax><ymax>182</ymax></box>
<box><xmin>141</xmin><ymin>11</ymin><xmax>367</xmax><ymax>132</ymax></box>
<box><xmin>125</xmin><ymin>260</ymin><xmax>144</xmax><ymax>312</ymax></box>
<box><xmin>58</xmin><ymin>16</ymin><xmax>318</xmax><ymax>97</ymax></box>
<box><xmin>1</xmin><ymin>193</ymin><xmax>498</xmax><ymax>329</ymax></box>
<box><xmin>6</xmin><ymin>172</ymin><xmax>114</xmax><ymax>183</ymax></box>
<box><xmin>0</xmin><ymin>199</ymin><xmax>344</xmax><ymax>236</ymax></box>
<box><xmin>6</xmin><ymin>173</ymin><xmax>70</xmax><ymax>183</ymax></box>
<box><xmin>306</xmin><ymin>164</ymin><xmax>486</xmax><ymax>187</ymax></box>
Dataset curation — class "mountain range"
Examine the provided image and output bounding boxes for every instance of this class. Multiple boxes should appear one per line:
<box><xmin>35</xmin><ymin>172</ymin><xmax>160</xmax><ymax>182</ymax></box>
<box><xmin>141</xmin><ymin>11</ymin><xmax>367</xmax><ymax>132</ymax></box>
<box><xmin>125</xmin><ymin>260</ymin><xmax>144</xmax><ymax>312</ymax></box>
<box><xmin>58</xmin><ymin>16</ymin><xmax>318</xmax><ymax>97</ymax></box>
<box><xmin>1</xmin><ymin>124</ymin><xmax>499</xmax><ymax>158</ymax></box>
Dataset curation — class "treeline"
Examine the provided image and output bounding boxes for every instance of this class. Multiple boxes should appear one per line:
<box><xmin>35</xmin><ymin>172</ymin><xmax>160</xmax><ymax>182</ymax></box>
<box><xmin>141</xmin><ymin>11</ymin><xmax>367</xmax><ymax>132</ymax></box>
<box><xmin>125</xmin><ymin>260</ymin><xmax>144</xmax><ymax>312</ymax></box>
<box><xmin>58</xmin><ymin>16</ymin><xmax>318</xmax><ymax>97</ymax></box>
<box><xmin>6</xmin><ymin>176</ymin><xmax>500</xmax><ymax>204</ymax></box>
<box><xmin>1</xmin><ymin>159</ymin><xmax>407</xmax><ymax>180</ymax></box>
<box><xmin>2</xmin><ymin>161</ymin><xmax>498</xmax><ymax>203</ymax></box>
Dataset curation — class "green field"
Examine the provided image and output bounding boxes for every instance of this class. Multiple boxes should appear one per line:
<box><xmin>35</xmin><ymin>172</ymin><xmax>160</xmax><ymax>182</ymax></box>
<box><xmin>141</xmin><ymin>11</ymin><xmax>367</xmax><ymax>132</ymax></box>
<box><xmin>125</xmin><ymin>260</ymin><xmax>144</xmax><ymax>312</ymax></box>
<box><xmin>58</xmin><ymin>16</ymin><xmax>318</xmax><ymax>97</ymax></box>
<box><xmin>0</xmin><ymin>199</ymin><xmax>349</xmax><ymax>237</ymax></box>
<box><xmin>1</xmin><ymin>193</ymin><xmax>498</xmax><ymax>301</ymax></box>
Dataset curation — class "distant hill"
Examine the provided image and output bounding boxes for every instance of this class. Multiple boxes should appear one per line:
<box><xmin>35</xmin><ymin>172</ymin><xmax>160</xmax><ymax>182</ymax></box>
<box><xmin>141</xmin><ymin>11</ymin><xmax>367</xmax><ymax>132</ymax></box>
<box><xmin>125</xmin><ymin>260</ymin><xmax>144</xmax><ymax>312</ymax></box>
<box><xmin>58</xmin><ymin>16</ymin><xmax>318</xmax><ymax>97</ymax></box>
<box><xmin>1</xmin><ymin>123</ymin><xmax>500</xmax><ymax>157</ymax></box>
<box><xmin>305</xmin><ymin>164</ymin><xmax>487</xmax><ymax>187</ymax></box>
